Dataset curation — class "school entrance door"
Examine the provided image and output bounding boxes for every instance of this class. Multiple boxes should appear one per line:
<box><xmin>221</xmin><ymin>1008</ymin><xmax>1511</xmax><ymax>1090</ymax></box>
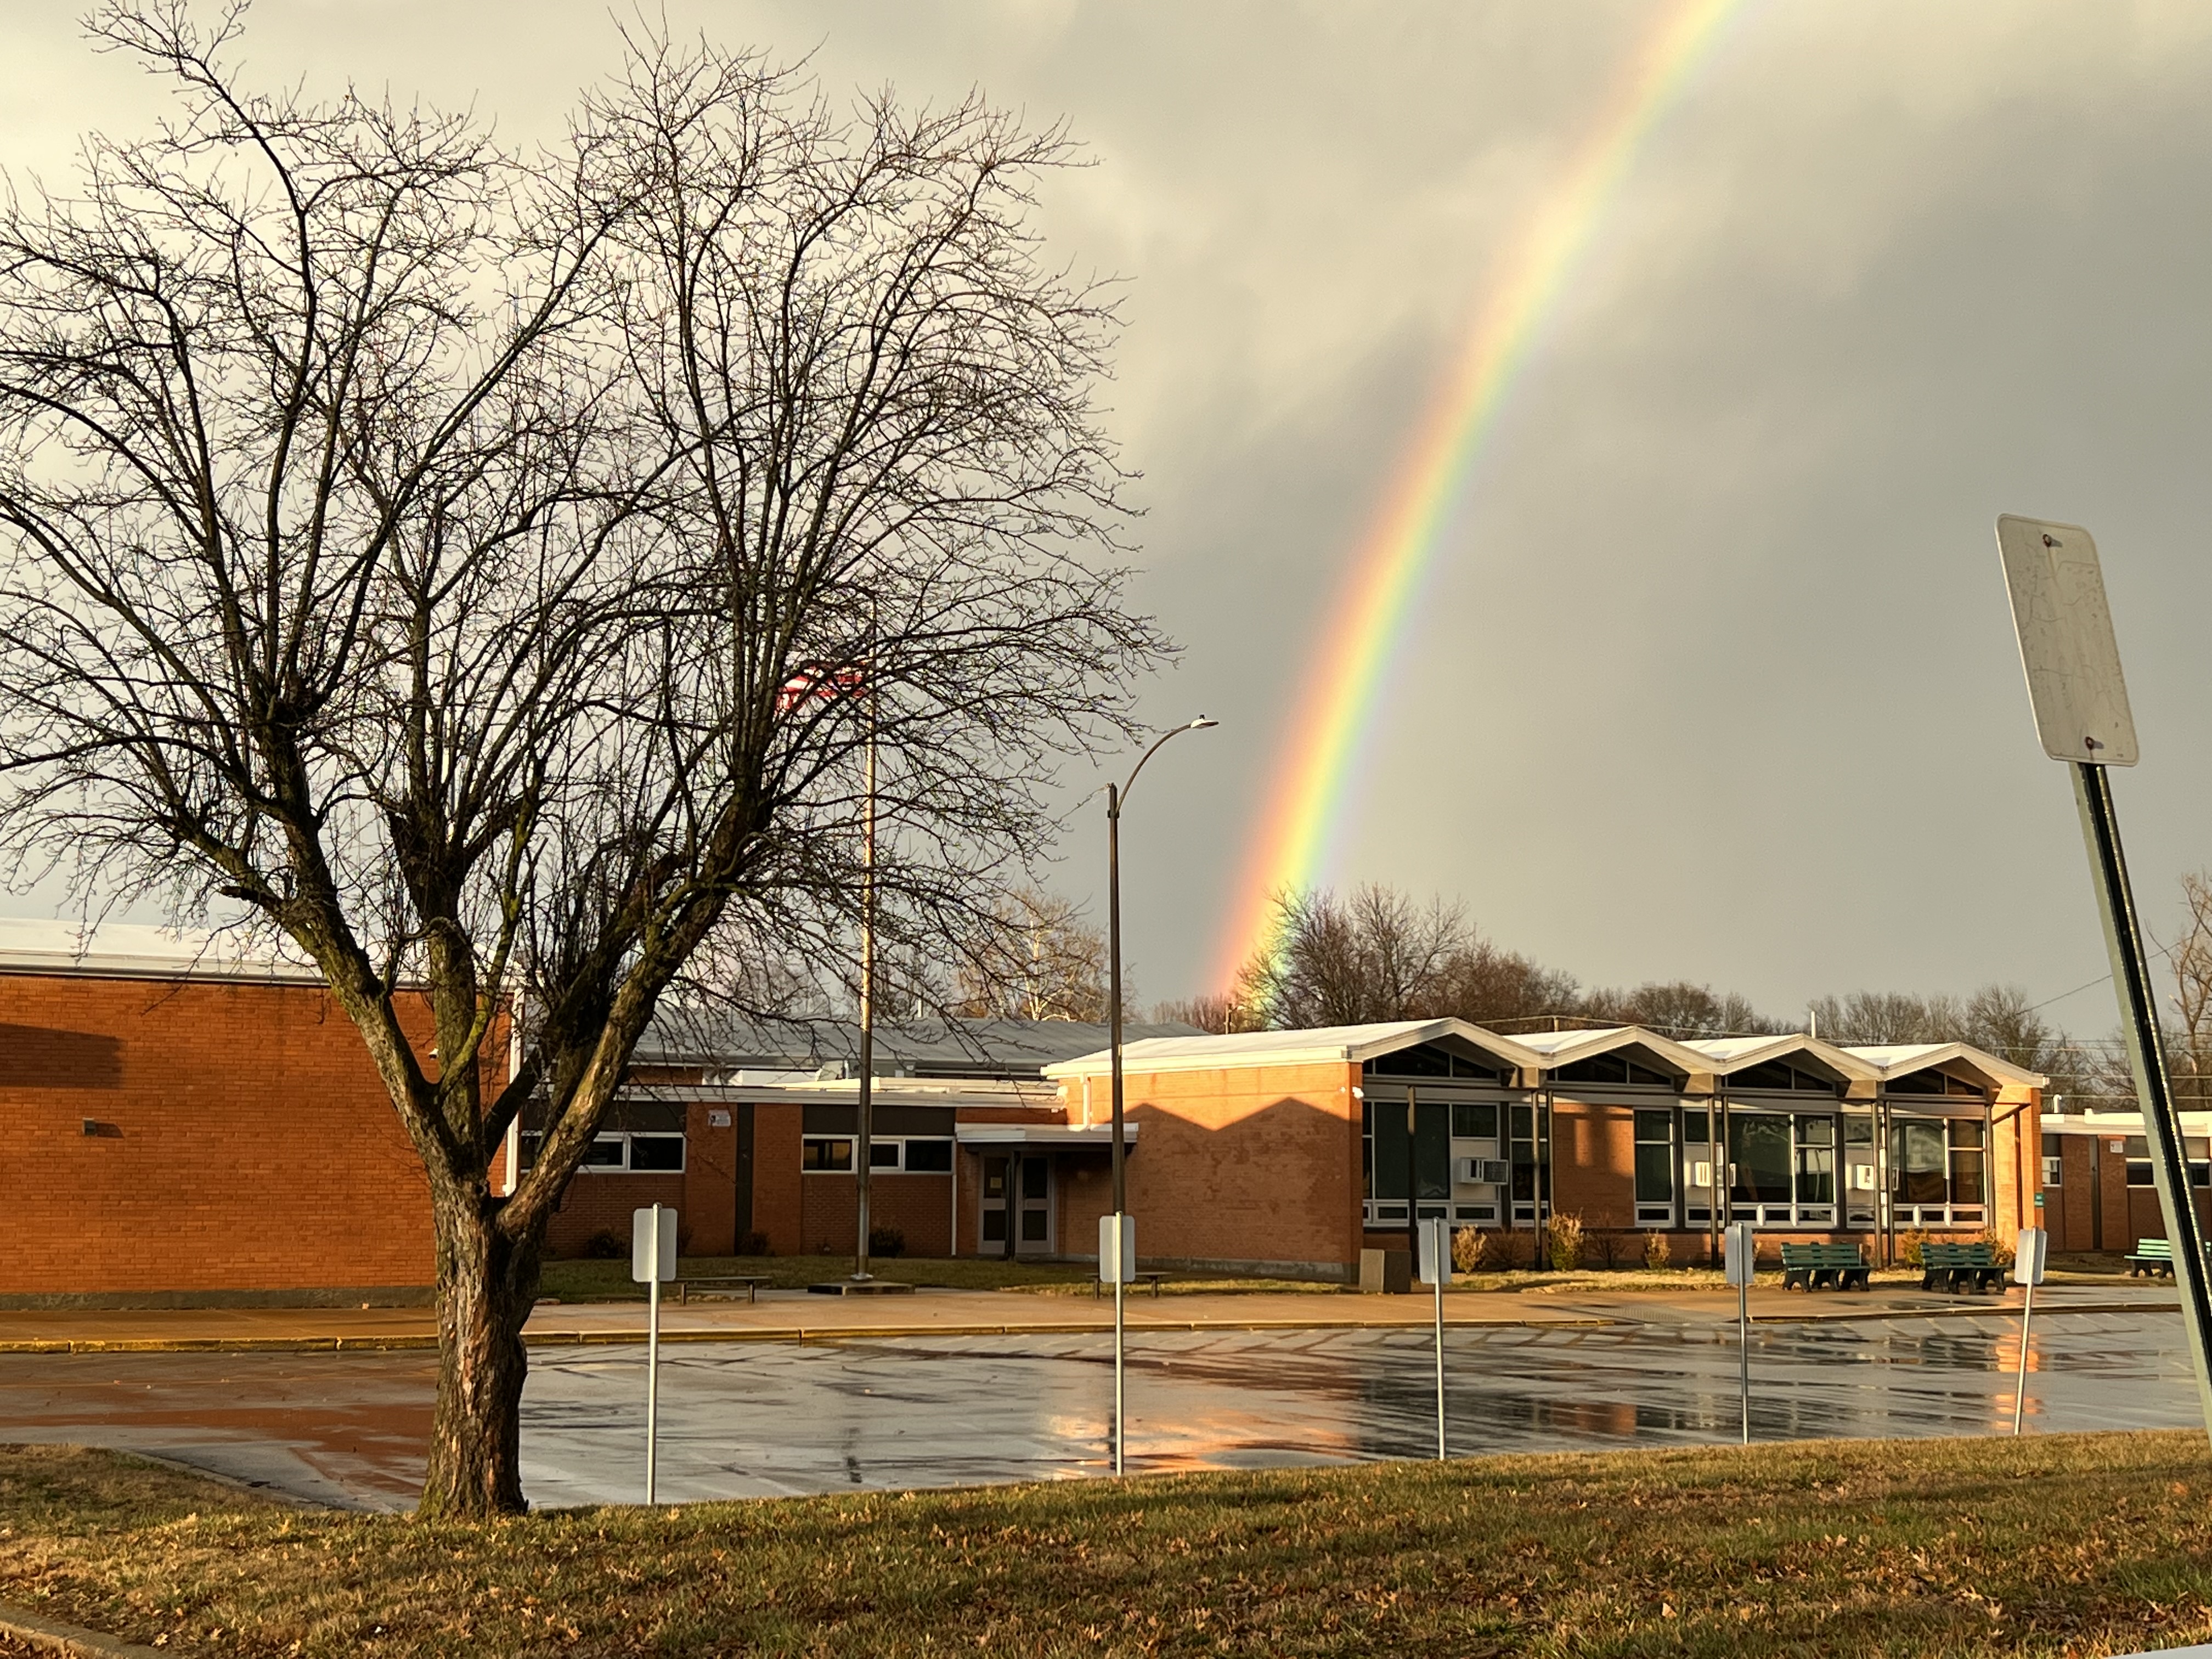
<box><xmin>983</xmin><ymin>1154</ymin><xmax>1053</xmax><ymax>1255</ymax></box>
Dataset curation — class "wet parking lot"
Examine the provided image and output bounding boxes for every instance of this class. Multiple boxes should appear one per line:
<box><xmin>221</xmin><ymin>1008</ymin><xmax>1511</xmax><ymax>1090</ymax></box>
<box><xmin>1</xmin><ymin>1306</ymin><xmax>2200</xmax><ymax>1510</ymax></box>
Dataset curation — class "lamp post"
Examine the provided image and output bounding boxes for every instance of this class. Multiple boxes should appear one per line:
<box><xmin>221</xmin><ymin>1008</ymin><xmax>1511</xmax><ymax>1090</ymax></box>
<box><xmin>1105</xmin><ymin>714</ymin><xmax>1216</xmax><ymax>1476</ymax></box>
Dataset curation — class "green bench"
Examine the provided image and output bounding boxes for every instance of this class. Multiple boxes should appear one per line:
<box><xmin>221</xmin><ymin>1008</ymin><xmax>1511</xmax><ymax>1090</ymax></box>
<box><xmin>2127</xmin><ymin>1238</ymin><xmax>2175</xmax><ymax>1278</ymax></box>
<box><xmin>1780</xmin><ymin>1242</ymin><xmax>1870</xmax><ymax>1291</ymax></box>
<box><xmin>1921</xmin><ymin>1241</ymin><xmax>2005</xmax><ymax>1294</ymax></box>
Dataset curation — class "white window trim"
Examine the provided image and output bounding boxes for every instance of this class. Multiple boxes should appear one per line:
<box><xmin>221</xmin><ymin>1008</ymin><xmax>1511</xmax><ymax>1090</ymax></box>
<box><xmin>804</xmin><ymin>1135</ymin><xmax>955</xmax><ymax>1174</ymax></box>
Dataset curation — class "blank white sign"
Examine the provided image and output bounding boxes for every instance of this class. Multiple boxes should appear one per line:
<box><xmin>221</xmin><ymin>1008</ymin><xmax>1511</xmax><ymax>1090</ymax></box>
<box><xmin>1995</xmin><ymin>515</ymin><xmax>2139</xmax><ymax>765</ymax></box>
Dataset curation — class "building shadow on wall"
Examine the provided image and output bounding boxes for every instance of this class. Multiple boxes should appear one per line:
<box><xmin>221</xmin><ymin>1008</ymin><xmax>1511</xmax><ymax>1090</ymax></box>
<box><xmin>0</xmin><ymin>1024</ymin><xmax>123</xmax><ymax>1088</ymax></box>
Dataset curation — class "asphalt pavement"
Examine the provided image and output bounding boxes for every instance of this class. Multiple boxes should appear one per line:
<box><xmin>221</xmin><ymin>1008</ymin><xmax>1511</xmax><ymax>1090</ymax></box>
<box><xmin>0</xmin><ymin>1297</ymin><xmax>2197</xmax><ymax>1511</ymax></box>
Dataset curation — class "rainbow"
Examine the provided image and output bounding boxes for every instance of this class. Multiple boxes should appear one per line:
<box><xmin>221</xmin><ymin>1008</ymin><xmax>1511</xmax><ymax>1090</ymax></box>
<box><xmin>1213</xmin><ymin>0</ymin><xmax>1748</xmax><ymax>988</ymax></box>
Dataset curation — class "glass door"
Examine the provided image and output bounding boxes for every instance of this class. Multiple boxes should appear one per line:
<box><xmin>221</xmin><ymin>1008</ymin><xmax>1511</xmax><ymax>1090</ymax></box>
<box><xmin>981</xmin><ymin>1153</ymin><xmax>1053</xmax><ymax>1255</ymax></box>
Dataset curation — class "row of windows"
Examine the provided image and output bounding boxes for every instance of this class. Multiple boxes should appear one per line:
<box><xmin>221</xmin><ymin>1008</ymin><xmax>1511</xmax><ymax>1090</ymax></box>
<box><xmin>800</xmin><ymin>1136</ymin><xmax>954</xmax><ymax>1173</ymax></box>
<box><xmin>1632</xmin><ymin>1109</ymin><xmax>1985</xmax><ymax>1211</ymax></box>
<box><xmin>517</xmin><ymin>1131</ymin><xmax>684</xmax><ymax>1173</ymax></box>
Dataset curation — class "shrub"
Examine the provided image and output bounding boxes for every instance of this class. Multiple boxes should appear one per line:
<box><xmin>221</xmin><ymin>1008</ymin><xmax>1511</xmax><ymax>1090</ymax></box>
<box><xmin>1545</xmin><ymin>1212</ymin><xmax>1585</xmax><ymax>1272</ymax></box>
<box><xmin>1451</xmin><ymin>1226</ymin><xmax>1487</xmax><ymax>1274</ymax></box>
<box><xmin>1643</xmin><ymin>1231</ymin><xmax>1672</xmax><ymax>1270</ymax></box>
<box><xmin>582</xmin><ymin>1228</ymin><xmax>624</xmax><ymax>1260</ymax></box>
<box><xmin>869</xmin><ymin>1225</ymin><xmax>906</xmax><ymax>1259</ymax></box>
<box><xmin>1594</xmin><ymin>1231</ymin><xmax>1620</xmax><ymax>1269</ymax></box>
<box><xmin>735</xmin><ymin>1231</ymin><xmax>772</xmax><ymax>1257</ymax></box>
<box><xmin>1980</xmin><ymin>1227</ymin><xmax>2017</xmax><ymax>1268</ymax></box>
<box><xmin>1895</xmin><ymin>1227</ymin><xmax>1931</xmax><ymax>1268</ymax></box>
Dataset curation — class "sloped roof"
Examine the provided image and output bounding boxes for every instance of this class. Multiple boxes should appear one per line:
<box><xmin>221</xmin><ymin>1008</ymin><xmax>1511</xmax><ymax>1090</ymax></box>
<box><xmin>1680</xmin><ymin>1034</ymin><xmax>1884</xmax><ymax>1082</ymax></box>
<box><xmin>1506</xmin><ymin>1024</ymin><xmax>1714</xmax><ymax>1077</ymax></box>
<box><xmin>1042</xmin><ymin>1018</ymin><xmax>1541</xmax><ymax>1080</ymax></box>
<box><xmin>1842</xmin><ymin>1041</ymin><xmax>2047</xmax><ymax>1090</ymax></box>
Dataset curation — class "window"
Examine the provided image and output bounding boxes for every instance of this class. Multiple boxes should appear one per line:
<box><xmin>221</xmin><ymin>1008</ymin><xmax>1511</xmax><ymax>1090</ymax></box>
<box><xmin>555</xmin><ymin>1131</ymin><xmax>687</xmax><ymax>1173</ymax></box>
<box><xmin>1452</xmin><ymin>1102</ymin><xmax>1499</xmax><ymax>1140</ymax></box>
<box><xmin>1634</xmin><ymin>1109</ymin><xmax>1674</xmax><ymax>1218</ymax></box>
<box><xmin>904</xmin><ymin>1138</ymin><xmax>953</xmax><ymax>1172</ymax></box>
<box><xmin>1949</xmin><ymin>1120</ymin><xmax>1984</xmax><ymax>1206</ymax></box>
<box><xmin>802</xmin><ymin>1136</ymin><xmax>853</xmax><ymax>1172</ymax></box>
<box><xmin>1552</xmin><ymin>1054</ymin><xmax>1674</xmax><ymax>1087</ymax></box>
<box><xmin>1729</xmin><ymin>1114</ymin><xmax>1793</xmax><ymax>1206</ymax></box>
<box><xmin>2123</xmin><ymin>1136</ymin><xmax>2212</xmax><ymax>1187</ymax></box>
<box><xmin>1888</xmin><ymin>1118</ymin><xmax>1988</xmax><ymax>1209</ymax></box>
<box><xmin>1888</xmin><ymin>1069</ymin><xmax>1987</xmax><ymax>1099</ymax></box>
<box><xmin>870</xmin><ymin>1141</ymin><xmax>901</xmax><ymax>1169</ymax></box>
<box><xmin>2042</xmin><ymin>1155</ymin><xmax>2063</xmax><ymax>1188</ymax></box>
<box><xmin>1368</xmin><ymin>1046</ymin><xmax>1502</xmax><ymax>1081</ymax></box>
<box><xmin>518</xmin><ymin>1132</ymin><xmax>542</xmax><ymax>1170</ymax></box>
<box><xmin>1794</xmin><ymin>1115</ymin><xmax>1835</xmax><ymax>1207</ymax></box>
<box><xmin>1729</xmin><ymin>1060</ymin><xmax>1839</xmax><ymax>1095</ymax></box>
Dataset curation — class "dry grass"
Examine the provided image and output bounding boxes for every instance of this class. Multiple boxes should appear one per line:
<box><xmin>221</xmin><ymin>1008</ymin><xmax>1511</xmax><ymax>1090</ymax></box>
<box><xmin>5</xmin><ymin>1433</ymin><xmax>2212</xmax><ymax>1655</ymax></box>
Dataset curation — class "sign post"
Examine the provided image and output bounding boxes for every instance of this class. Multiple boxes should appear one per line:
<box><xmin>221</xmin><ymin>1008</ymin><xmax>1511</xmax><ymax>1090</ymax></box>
<box><xmin>1724</xmin><ymin>1220</ymin><xmax>1755</xmax><ymax>1444</ymax></box>
<box><xmin>1099</xmin><ymin>1212</ymin><xmax>1134</xmax><ymax>1475</ymax></box>
<box><xmin>632</xmin><ymin>1204</ymin><xmax>678</xmax><ymax>1503</ymax></box>
<box><xmin>2012</xmin><ymin>1226</ymin><xmax>2049</xmax><ymax>1436</ymax></box>
<box><xmin>1997</xmin><ymin>515</ymin><xmax>2212</xmax><ymax>1446</ymax></box>
<box><xmin>1418</xmin><ymin>1218</ymin><xmax>1452</xmax><ymax>1459</ymax></box>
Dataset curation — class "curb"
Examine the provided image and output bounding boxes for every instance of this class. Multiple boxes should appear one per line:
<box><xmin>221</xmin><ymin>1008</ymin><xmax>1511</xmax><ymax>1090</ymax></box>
<box><xmin>0</xmin><ymin>1602</ymin><xmax>163</xmax><ymax>1658</ymax></box>
<box><xmin>0</xmin><ymin>1300</ymin><xmax>2176</xmax><ymax>1356</ymax></box>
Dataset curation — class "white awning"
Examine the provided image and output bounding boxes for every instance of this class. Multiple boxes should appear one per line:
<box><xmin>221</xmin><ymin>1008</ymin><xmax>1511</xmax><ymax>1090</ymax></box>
<box><xmin>953</xmin><ymin>1123</ymin><xmax>1140</xmax><ymax>1149</ymax></box>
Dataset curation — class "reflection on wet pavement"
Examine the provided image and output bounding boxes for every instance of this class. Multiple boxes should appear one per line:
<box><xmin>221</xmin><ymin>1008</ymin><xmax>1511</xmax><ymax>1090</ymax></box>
<box><xmin>0</xmin><ymin>1311</ymin><xmax>2198</xmax><ymax>1511</ymax></box>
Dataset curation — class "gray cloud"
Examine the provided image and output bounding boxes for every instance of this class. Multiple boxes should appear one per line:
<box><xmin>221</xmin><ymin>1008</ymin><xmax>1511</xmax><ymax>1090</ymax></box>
<box><xmin>6</xmin><ymin>1</ymin><xmax>2210</xmax><ymax>1029</ymax></box>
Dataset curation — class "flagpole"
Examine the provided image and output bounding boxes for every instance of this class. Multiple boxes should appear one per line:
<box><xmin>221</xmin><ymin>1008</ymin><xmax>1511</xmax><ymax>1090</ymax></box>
<box><xmin>854</xmin><ymin>647</ymin><xmax>877</xmax><ymax>1283</ymax></box>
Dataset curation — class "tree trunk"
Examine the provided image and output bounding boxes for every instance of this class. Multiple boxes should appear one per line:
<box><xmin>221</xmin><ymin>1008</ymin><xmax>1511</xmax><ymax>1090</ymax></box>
<box><xmin>417</xmin><ymin>1198</ymin><xmax>540</xmax><ymax>1517</ymax></box>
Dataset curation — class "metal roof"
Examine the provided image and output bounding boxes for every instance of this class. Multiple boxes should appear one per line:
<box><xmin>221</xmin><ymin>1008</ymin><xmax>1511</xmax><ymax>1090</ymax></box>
<box><xmin>0</xmin><ymin>916</ymin><xmax>322</xmax><ymax>984</ymax></box>
<box><xmin>1680</xmin><ymin>1034</ymin><xmax>1886</xmax><ymax>1082</ymax></box>
<box><xmin>1043</xmin><ymin>1018</ymin><xmax>1542</xmax><ymax>1079</ymax></box>
<box><xmin>1841</xmin><ymin>1041</ymin><xmax>2047</xmax><ymax>1090</ymax></box>
<box><xmin>637</xmin><ymin>1013</ymin><xmax>1206</xmax><ymax>1082</ymax></box>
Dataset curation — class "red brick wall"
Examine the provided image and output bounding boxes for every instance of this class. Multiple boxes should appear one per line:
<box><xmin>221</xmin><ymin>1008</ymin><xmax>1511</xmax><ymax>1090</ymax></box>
<box><xmin>798</xmin><ymin>1171</ymin><xmax>952</xmax><ymax>1259</ymax></box>
<box><xmin>1118</xmin><ymin>1062</ymin><xmax>1359</xmax><ymax>1273</ymax></box>
<box><xmin>0</xmin><ymin>972</ymin><xmax>478</xmax><ymax>1299</ymax></box>
<box><xmin>1550</xmin><ymin>1099</ymin><xmax>1636</xmax><ymax>1229</ymax></box>
<box><xmin>683</xmin><ymin>1101</ymin><xmax>740</xmax><ymax>1257</ymax></box>
<box><xmin>545</xmin><ymin>1171</ymin><xmax>685</xmax><ymax>1254</ymax></box>
<box><xmin>751</xmin><ymin>1103</ymin><xmax>804</xmax><ymax>1256</ymax></box>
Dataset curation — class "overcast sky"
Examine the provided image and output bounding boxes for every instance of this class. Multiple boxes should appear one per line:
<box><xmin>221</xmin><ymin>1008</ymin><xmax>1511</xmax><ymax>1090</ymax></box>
<box><xmin>8</xmin><ymin>2</ymin><xmax>2212</xmax><ymax>1030</ymax></box>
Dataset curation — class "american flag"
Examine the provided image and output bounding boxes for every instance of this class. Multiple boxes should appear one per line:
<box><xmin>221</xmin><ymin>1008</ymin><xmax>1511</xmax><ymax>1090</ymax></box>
<box><xmin>775</xmin><ymin>665</ymin><xmax>866</xmax><ymax>715</ymax></box>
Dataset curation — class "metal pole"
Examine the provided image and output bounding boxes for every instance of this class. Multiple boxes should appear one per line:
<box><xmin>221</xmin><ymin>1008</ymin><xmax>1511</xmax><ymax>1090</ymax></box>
<box><xmin>1737</xmin><ymin>1270</ymin><xmax>1750</xmax><ymax>1446</ymax></box>
<box><xmin>854</xmin><ymin>700</ymin><xmax>877</xmax><ymax>1282</ymax></box>
<box><xmin>1406</xmin><ymin>1086</ymin><xmax>1420</xmax><ymax>1273</ymax></box>
<box><xmin>2073</xmin><ymin>761</ymin><xmax>2212</xmax><ymax>1443</ymax></box>
<box><xmin>1099</xmin><ymin>718</ymin><xmax>1214</xmax><ymax>1479</ymax></box>
<box><xmin>1109</xmin><ymin>781</ymin><xmax>1125</xmax><ymax>1216</ymax></box>
<box><xmin>2012</xmin><ymin>1274</ymin><xmax>2035</xmax><ymax>1437</ymax></box>
<box><xmin>1434</xmin><ymin>1245</ymin><xmax>1447</xmax><ymax>1460</ymax></box>
<box><xmin>1113</xmin><ymin>1218</ymin><xmax>1126</xmax><ymax>1476</ymax></box>
<box><xmin>1107</xmin><ymin>780</ymin><xmax>1126</xmax><ymax>1475</ymax></box>
<box><xmin>646</xmin><ymin>1203</ymin><xmax>662</xmax><ymax>1504</ymax></box>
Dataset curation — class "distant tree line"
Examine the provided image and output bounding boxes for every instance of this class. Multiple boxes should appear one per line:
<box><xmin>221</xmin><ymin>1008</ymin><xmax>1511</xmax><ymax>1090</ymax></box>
<box><xmin>1147</xmin><ymin>878</ymin><xmax>2212</xmax><ymax>1114</ymax></box>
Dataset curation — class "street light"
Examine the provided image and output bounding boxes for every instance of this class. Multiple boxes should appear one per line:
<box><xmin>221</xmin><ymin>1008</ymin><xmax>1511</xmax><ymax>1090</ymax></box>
<box><xmin>1104</xmin><ymin>714</ymin><xmax>1216</xmax><ymax>1475</ymax></box>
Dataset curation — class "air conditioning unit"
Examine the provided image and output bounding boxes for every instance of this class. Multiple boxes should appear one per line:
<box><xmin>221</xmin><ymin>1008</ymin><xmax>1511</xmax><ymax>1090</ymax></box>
<box><xmin>1456</xmin><ymin>1158</ymin><xmax>1510</xmax><ymax>1186</ymax></box>
<box><xmin>1689</xmin><ymin>1161</ymin><xmax>1713</xmax><ymax>1188</ymax></box>
<box><xmin>1850</xmin><ymin>1165</ymin><xmax>1877</xmax><ymax>1192</ymax></box>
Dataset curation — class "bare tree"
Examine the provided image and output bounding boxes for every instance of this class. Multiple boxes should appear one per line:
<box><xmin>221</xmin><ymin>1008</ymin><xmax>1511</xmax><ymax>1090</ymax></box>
<box><xmin>1581</xmin><ymin>980</ymin><xmax>1784</xmax><ymax>1039</ymax></box>
<box><xmin>949</xmin><ymin>887</ymin><xmax>1118</xmax><ymax>1021</ymax></box>
<box><xmin>1153</xmin><ymin>990</ymin><xmax>1264</xmax><ymax>1034</ymax></box>
<box><xmin>0</xmin><ymin>8</ymin><xmax>1161</xmax><ymax>1516</ymax></box>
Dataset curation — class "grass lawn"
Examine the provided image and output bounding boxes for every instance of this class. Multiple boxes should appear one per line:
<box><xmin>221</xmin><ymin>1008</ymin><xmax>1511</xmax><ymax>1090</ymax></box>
<box><xmin>536</xmin><ymin>1254</ymin><xmax>1099</xmax><ymax>1300</ymax></box>
<box><xmin>5</xmin><ymin>1433</ymin><xmax>2212</xmax><ymax>1655</ymax></box>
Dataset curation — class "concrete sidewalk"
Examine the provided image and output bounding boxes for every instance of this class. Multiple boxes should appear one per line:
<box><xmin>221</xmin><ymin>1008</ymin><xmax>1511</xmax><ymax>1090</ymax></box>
<box><xmin>0</xmin><ymin>1281</ymin><xmax>2175</xmax><ymax>1353</ymax></box>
